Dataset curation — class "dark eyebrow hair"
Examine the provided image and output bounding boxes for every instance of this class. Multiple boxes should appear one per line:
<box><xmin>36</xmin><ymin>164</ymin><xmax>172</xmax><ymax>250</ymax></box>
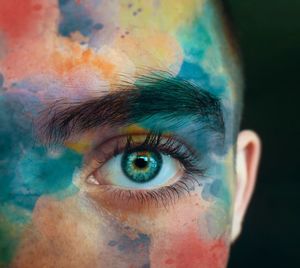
<box><xmin>37</xmin><ymin>73</ymin><xmax>225</xmax><ymax>144</ymax></box>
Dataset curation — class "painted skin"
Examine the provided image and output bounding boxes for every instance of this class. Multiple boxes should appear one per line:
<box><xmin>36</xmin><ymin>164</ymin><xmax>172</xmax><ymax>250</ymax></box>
<box><xmin>0</xmin><ymin>0</ymin><xmax>242</xmax><ymax>267</ymax></box>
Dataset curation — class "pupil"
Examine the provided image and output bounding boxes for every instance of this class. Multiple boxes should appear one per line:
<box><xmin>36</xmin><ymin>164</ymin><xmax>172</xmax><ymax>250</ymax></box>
<box><xmin>134</xmin><ymin>157</ymin><xmax>148</xmax><ymax>169</ymax></box>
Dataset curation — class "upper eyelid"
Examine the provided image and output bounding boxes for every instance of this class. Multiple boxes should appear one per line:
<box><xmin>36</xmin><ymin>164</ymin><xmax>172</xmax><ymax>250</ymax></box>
<box><xmin>89</xmin><ymin>132</ymin><xmax>196</xmax><ymax>157</ymax></box>
<box><xmin>85</xmin><ymin>133</ymin><xmax>204</xmax><ymax>179</ymax></box>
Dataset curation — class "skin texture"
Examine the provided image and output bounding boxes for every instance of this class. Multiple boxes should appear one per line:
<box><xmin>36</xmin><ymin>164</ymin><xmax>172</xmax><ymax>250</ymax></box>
<box><xmin>0</xmin><ymin>0</ymin><xmax>243</xmax><ymax>267</ymax></box>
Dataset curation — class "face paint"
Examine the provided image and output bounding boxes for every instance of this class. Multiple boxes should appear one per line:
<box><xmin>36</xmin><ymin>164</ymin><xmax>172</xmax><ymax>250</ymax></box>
<box><xmin>0</xmin><ymin>0</ymin><xmax>241</xmax><ymax>267</ymax></box>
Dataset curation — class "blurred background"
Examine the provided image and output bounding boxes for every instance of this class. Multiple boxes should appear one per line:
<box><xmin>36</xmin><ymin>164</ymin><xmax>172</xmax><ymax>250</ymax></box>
<box><xmin>225</xmin><ymin>0</ymin><xmax>300</xmax><ymax>267</ymax></box>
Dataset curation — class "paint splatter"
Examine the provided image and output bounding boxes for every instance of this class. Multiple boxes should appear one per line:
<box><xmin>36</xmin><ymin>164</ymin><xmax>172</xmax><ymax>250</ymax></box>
<box><xmin>0</xmin><ymin>0</ymin><xmax>41</xmax><ymax>39</ymax></box>
<box><xmin>151</xmin><ymin>231</ymin><xmax>229</xmax><ymax>268</ymax></box>
<box><xmin>108</xmin><ymin>233</ymin><xmax>150</xmax><ymax>255</ymax></box>
<box><xmin>58</xmin><ymin>0</ymin><xmax>95</xmax><ymax>37</ymax></box>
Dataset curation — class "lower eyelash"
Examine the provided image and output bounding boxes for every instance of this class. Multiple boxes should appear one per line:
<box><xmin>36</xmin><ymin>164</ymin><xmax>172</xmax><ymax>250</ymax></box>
<box><xmin>104</xmin><ymin>171</ymin><xmax>204</xmax><ymax>209</ymax></box>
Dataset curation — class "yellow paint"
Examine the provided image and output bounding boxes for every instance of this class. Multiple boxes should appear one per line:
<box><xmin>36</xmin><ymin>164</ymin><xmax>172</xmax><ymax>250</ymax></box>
<box><xmin>65</xmin><ymin>133</ymin><xmax>95</xmax><ymax>154</ymax></box>
<box><xmin>114</xmin><ymin>0</ymin><xmax>206</xmax><ymax>75</ymax></box>
<box><xmin>114</xmin><ymin>31</ymin><xmax>183</xmax><ymax>75</ymax></box>
<box><xmin>121</xmin><ymin>124</ymin><xmax>148</xmax><ymax>134</ymax></box>
<box><xmin>120</xmin><ymin>0</ymin><xmax>205</xmax><ymax>32</ymax></box>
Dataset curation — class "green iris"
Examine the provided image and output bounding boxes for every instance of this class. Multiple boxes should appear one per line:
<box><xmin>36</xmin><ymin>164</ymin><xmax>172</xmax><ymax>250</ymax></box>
<box><xmin>121</xmin><ymin>149</ymin><xmax>162</xmax><ymax>183</ymax></box>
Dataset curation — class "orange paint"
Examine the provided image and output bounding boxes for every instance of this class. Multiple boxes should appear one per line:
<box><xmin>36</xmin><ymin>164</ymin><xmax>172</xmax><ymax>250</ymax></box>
<box><xmin>51</xmin><ymin>46</ymin><xmax>116</xmax><ymax>80</ymax></box>
<box><xmin>0</xmin><ymin>0</ymin><xmax>41</xmax><ymax>39</ymax></box>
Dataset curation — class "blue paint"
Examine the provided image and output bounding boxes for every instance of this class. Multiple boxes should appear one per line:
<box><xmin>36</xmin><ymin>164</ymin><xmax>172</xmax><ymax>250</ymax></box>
<box><xmin>58</xmin><ymin>0</ymin><xmax>95</xmax><ymax>37</ymax></box>
<box><xmin>109</xmin><ymin>233</ymin><xmax>150</xmax><ymax>255</ymax></box>
<box><xmin>179</xmin><ymin>61</ymin><xmax>209</xmax><ymax>82</ymax></box>
<box><xmin>0</xmin><ymin>73</ymin><xmax>4</xmax><ymax>88</ymax></box>
<box><xmin>178</xmin><ymin>61</ymin><xmax>226</xmax><ymax>97</ymax></box>
<box><xmin>93</xmin><ymin>23</ymin><xmax>103</xmax><ymax>30</ymax></box>
<box><xmin>201</xmin><ymin>178</ymin><xmax>231</xmax><ymax>207</ymax></box>
<box><xmin>0</xmin><ymin>92</ymin><xmax>82</xmax><ymax>211</ymax></box>
<box><xmin>0</xmin><ymin>91</ymin><xmax>82</xmax><ymax>265</ymax></box>
<box><xmin>177</xmin><ymin>2</ymin><xmax>228</xmax><ymax>97</ymax></box>
<box><xmin>210</xmin><ymin>179</ymin><xmax>222</xmax><ymax>197</ymax></box>
<box><xmin>177</xmin><ymin>14</ymin><xmax>211</xmax><ymax>62</ymax></box>
<box><xmin>14</xmin><ymin>147</ymin><xmax>81</xmax><ymax>210</ymax></box>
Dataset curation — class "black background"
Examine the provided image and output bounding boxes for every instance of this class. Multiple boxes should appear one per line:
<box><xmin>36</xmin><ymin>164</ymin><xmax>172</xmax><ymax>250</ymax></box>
<box><xmin>225</xmin><ymin>1</ymin><xmax>300</xmax><ymax>267</ymax></box>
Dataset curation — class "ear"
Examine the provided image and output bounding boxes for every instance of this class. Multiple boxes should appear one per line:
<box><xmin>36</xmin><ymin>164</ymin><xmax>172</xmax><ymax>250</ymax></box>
<box><xmin>231</xmin><ymin>130</ymin><xmax>261</xmax><ymax>242</ymax></box>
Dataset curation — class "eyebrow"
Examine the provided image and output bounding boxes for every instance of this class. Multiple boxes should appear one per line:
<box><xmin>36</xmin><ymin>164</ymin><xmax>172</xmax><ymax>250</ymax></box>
<box><xmin>37</xmin><ymin>73</ymin><xmax>225</xmax><ymax>144</ymax></box>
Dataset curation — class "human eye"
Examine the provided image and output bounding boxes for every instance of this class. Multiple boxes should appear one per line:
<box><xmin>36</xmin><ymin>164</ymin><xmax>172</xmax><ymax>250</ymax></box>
<box><xmin>82</xmin><ymin>133</ymin><xmax>205</xmax><ymax>207</ymax></box>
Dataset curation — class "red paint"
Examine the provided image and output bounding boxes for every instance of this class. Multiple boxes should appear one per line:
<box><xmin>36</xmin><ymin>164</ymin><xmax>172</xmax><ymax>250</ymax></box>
<box><xmin>33</xmin><ymin>4</ymin><xmax>43</xmax><ymax>11</ymax></box>
<box><xmin>0</xmin><ymin>0</ymin><xmax>41</xmax><ymax>39</ymax></box>
<box><xmin>171</xmin><ymin>234</ymin><xmax>228</xmax><ymax>268</ymax></box>
<box><xmin>165</xmin><ymin>258</ymin><xmax>175</xmax><ymax>265</ymax></box>
<box><xmin>153</xmin><ymin>231</ymin><xmax>229</xmax><ymax>268</ymax></box>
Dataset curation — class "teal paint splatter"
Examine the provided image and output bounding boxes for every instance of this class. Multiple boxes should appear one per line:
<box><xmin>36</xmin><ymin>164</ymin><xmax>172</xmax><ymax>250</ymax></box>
<box><xmin>13</xmin><ymin>147</ymin><xmax>81</xmax><ymax>210</ymax></box>
<box><xmin>177</xmin><ymin>2</ymin><xmax>228</xmax><ymax>97</ymax></box>
<box><xmin>177</xmin><ymin>16</ymin><xmax>211</xmax><ymax>62</ymax></box>
<box><xmin>179</xmin><ymin>61</ymin><xmax>209</xmax><ymax>82</ymax></box>
<box><xmin>178</xmin><ymin>61</ymin><xmax>226</xmax><ymax>97</ymax></box>
<box><xmin>0</xmin><ymin>92</ymin><xmax>82</xmax><ymax>211</ymax></box>
<box><xmin>0</xmin><ymin>91</ymin><xmax>83</xmax><ymax>265</ymax></box>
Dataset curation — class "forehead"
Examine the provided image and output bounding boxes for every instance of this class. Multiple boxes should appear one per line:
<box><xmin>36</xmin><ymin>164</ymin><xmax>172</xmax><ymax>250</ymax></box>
<box><xmin>0</xmin><ymin>0</ymin><xmax>240</xmax><ymax>101</ymax></box>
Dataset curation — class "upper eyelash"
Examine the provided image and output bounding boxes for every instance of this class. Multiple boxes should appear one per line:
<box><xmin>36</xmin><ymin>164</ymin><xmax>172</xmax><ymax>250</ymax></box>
<box><xmin>122</xmin><ymin>132</ymin><xmax>205</xmax><ymax>174</ymax></box>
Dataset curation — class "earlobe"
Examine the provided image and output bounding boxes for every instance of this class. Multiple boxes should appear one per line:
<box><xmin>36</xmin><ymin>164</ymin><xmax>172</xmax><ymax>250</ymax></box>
<box><xmin>231</xmin><ymin>130</ymin><xmax>261</xmax><ymax>242</ymax></box>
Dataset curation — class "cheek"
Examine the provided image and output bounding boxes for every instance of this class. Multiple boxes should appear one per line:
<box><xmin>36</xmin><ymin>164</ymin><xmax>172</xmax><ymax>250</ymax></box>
<box><xmin>145</xmin><ymin>194</ymin><xmax>231</xmax><ymax>268</ymax></box>
<box><xmin>11</xmin><ymin>195</ymin><xmax>152</xmax><ymax>267</ymax></box>
<box><xmin>94</xmin><ymin>189</ymin><xmax>231</xmax><ymax>268</ymax></box>
<box><xmin>150</xmin><ymin>230</ymin><xmax>229</xmax><ymax>268</ymax></box>
<box><xmin>12</xmin><ymin>190</ymin><xmax>231</xmax><ymax>268</ymax></box>
<box><xmin>11</xmin><ymin>196</ymin><xmax>103</xmax><ymax>267</ymax></box>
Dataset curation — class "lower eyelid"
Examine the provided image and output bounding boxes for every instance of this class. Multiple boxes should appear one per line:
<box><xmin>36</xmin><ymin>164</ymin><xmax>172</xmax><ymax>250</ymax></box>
<box><xmin>85</xmin><ymin>172</ymin><xmax>203</xmax><ymax>211</ymax></box>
